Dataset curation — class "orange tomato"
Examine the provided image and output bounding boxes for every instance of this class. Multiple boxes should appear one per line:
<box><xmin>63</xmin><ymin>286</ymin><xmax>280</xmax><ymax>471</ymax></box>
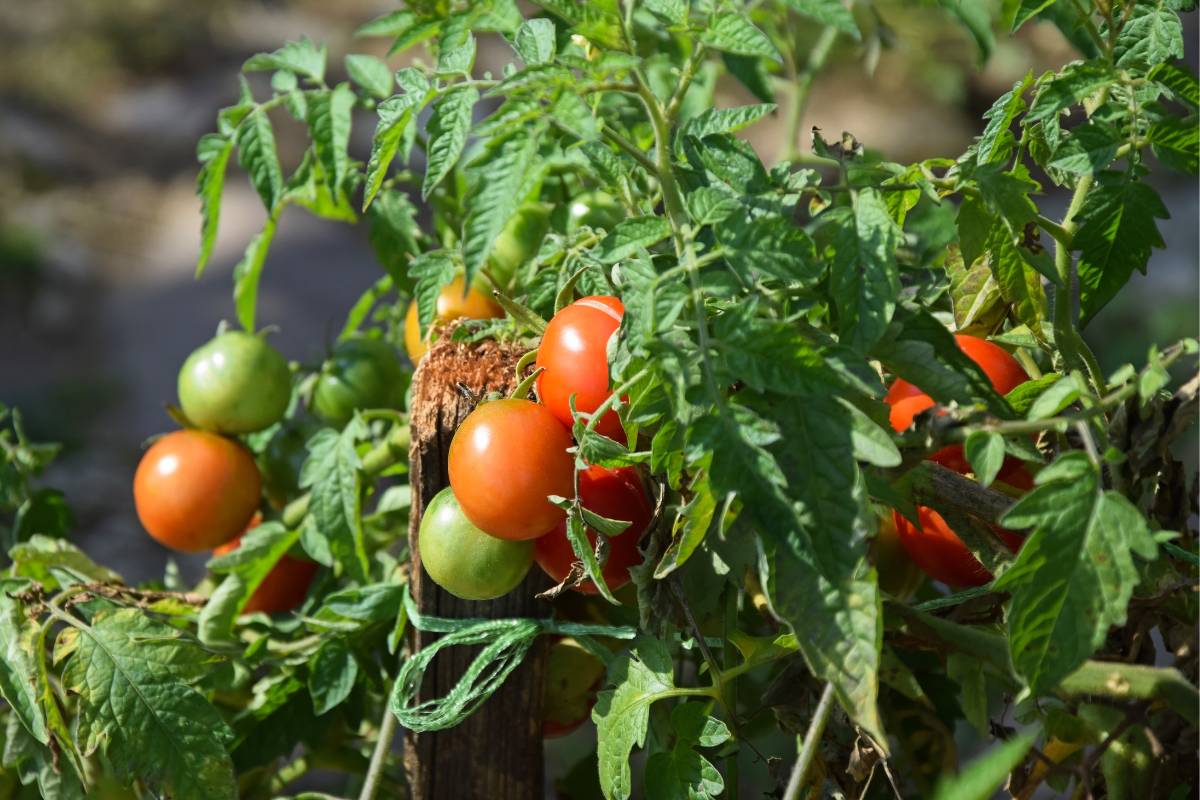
<box><xmin>535</xmin><ymin>296</ymin><xmax>625</xmax><ymax>440</ymax></box>
<box><xmin>403</xmin><ymin>277</ymin><xmax>503</xmax><ymax>363</ymax></box>
<box><xmin>213</xmin><ymin>518</ymin><xmax>318</xmax><ymax>614</ymax></box>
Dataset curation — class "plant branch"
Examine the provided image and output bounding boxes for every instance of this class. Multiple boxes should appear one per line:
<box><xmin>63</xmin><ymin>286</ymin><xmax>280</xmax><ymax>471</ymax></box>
<box><xmin>783</xmin><ymin>683</ymin><xmax>836</xmax><ymax>800</ymax></box>
<box><xmin>358</xmin><ymin>701</ymin><xmax>400</xmax><ymax>800</ymax></box>
<box><xmin>783</xmin><ymin>25</ymin><xmax>839</xmax><ymax>163</ymax></box>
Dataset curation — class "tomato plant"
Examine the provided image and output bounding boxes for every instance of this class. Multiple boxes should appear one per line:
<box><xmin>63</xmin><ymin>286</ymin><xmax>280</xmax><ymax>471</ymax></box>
<box><xmin>447</xmin><ymin>398</ymin><xmax>574</xmax><ymax>541</ymax></box>
<box><xmin>534</xmin><ymin>465</ymin><xmax>651</xmax><ymax>594</ymax></box>
<box><xmin>178</xmin><ymin>330</ymin><xmax>292</xmax><ymax>434</ymax></box>
<box><xmin>535</xmin><ymin>295</ymin><xmax>626</xmax><ymax>440</ymax></box>
<box><xmin>417</xmin><ymin>487</ymin><xmax>534</xmax><ymax>600</ymax></box>
<box><xmin>403</xmin><ymin>275</ymin><xmax>504</xmax><ymax>362</ymax></box>
<box><xmin>213</xmin><ymin>516</ymin><xmax>318</xmax><ymax>614</ymax></box>
<box><xmin>2</xmin><ymin>2</ymin><xmax>1198</xmax><ymax>800</ymax></box>
<box><xmin>132</xmin><ymin>429</ymin><xmax>261</xmax><ymax>552</ymax></box>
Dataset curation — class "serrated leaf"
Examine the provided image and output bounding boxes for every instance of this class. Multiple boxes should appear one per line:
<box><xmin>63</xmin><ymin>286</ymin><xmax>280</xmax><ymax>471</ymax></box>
<box><xmin>528</xmin><ymin>0</ymin><xmax>625</xmax><ymax>50</ymax></box>
<box><xmin>964</xmin><ymin>431</ymin><xmax>1005</xmax><ymax>486</ymax></box>
<box><xmin>930</xmin><ymin>732</ymin><xmax>1035</xmax><ymax>800</ymax></box>
<box><xmin>1026</xmin><ymin>374</ymin><xmax>1080</xmax><ymax>419</ymax></box>
<box><xmin>938</xmin><ymin>0</ymin><xmax>994</xmax><ymax>61</ymax></box>
<box><xmin>462</xmin><ymin>131</ymin><xmax>541</xmax><ymax>287</ymax></box>
<box><xmin>409</xmin><ymin>251</ymin><xmax>458</xmax><ymax>335</ymax></box>
<box><xmin>1047</xmin><ymin>122</ymin><xmax>1121</xmax><ymax>175</ymax></box>
<box><xmin>423</xmin><ymin>86</ymin><xmax>478</xmax><ymax>199</ymax></box>
<box><xmin>829</xmin><ymin>188</ymin><xmax>902</xmax><ymax>351</ymax></box>
<box><xmin>945</xmin><ymin>243</ymin><xmax>1008</xmax><ymax>333</ymax></box>
<box><xmin>841</xmin><ymin>399</ymin><xmax>902</xmax><ymax>467</ymax></box>
<box><xmin>345</xmin><ymin>53</ymin><xmax>393</xmax><ymax>99</ymax></box>
<box><xmin>655</xmin><ymin>478</ymin><xmax>716</xmax><ymax>577</ymax></box>
<box><xmin>195</xmin><ymin>134</ymin><xmax>233</xmax><ymax>277</ymax></box>
<box><xmin>783</xmin><ymin>0</ymin><xmax>860</xmax><ymax>38</ymax></box>
<box><xmin>0</xmin><ymin>579</ymin><xmax>47</xmax><ymax>744</ymax></box>
<box><xmin>356</xmin><ymin>10</ymin><xmax>416</xmax><ymax>38</ymax></box>
<box><xmin>308</xmin><ymin>83</ymin><xmax>355</xmax><ymax>195</ymax></box>
<box><xmin>300</xmin><ymin>423</ymin><xmax>370</xmax><ymax>582</ymax></box>
<box><xmin>593</xmin><ymin>217</ymin><xmax>671</xmax><ymax>263</ymax></box>
<box><xmin>645</xmin><ymin>0</ymin><xmax>687</xmax><ymax>24</ymax></box>
<box><xmin>983</xmin><ymin>224</ymin><xmax>1048</xmax><ymax>338</ymax></box>
<box><xmin>513</xmin><ymin>18</ymin><xmax>556</xmax><ymax>64</ymax></box>
<box><xmin>56</xmin><ymin>609</ymin><xmax>235</xmax><ymax>799</ymax></box>
<box><xmin>437</xmin><ymin>18</ymin><xmax>476</xmax><ymax>74</ymax></box>
<box><xmin>1003</xmin><ymin>372</ymin><xmax>1062</xmax><ymax>415</ymax></box>
<box><xmin>717</xmin><ymin>215</ymin><xmax>821</xmax><ymax>284</ymax></box>
<box><xmin>679</xmin><ymin>103</ymin><xmax>776</xmax><ymax>141</ymax></box>
<box><xmin>957</xmin><ymin>193</ymin><xmax>996</xmax><ymax>270</ymax></box>
<box><xmin>1074</xmin><ymin>175</ymin><xmax>1168</xmax><ymax>327</ymax></box>
<box><xmin>977</xmin><ymin>73</ymin><xmax>1031</xmax><ymax>164</ymax></box>
<box><xmin>235</xmin><ymin>107</ymin><xmax>283</xmax><ymax>211</ymax></box>
<box><xmin>1149</xmin><ymin>62</ymin><xmax>1199</xmax><ymax>107</ymax></box>
<box><xmin>593</xmin><ymin>637</ymin><xmax>675</xmax><ymax>800</ymax></box>
<box><xmin>199</xmin><ymin>522</ymin><xmax>303</xmax><ymax>644</ymax></box>
<box><xmin>368</xmin><ymin>189</ymin><xmax>422</xmax><ymax>283</ymax></box>
<box><xmin>685</xmin><ymin>186</ymin><xmax>739</xmax><ymax>225</ymax></box>
<box><xmin>9</xmin><ymin>535</ymin><xmax>122</xmax><ymax>588</ymax></box>
<box><xmin>308</xmin><ymin>638</ymin><xmax>358</xmax><ymax>716</ymax></box>
<box><xmin>1148</xmin><ymin>114</ymin><xmax>1198</xmax><ymax>175</ymax></box>
<box><xmin>995</xmin><ymin>453</ymin><xmax>1158</xmax><ymax>693</ymax></box>
<box><xmin>363</xmin><ymin>94</ymin><xmax>421</xmax><ymax>210</ymax></box>
<box><xmin>1011</xmin><ymin>0</ymin><xmax>1059</xmax><ymax>31</ymax></box>
<box><xmin>244</xmin><ymin>37</ymin><xmax>326</xmax><ymax>84</ymax></box>
<box><xmin>232</xmin><ymin>215</ymin><xmax>277</xmax><ymax>333</ymax></box>
<box><xmin>701</xmin><ymin>14</ymin><xmax>781</xmax><ymax>62</ymax></box>
<box><xmin>722</xmin><ymin>52</ymin><xmax>774</xmax><ymax>103</ymax></box>
<box><xmin>1026</xmin><ymin>62</ymin><xmax>1113</xmax><ymax>126</ymax></box>
<box><xmin>1115</xmin><ymin>4</ymin><xmax>1184</xmax><ymax>69</ymax></box>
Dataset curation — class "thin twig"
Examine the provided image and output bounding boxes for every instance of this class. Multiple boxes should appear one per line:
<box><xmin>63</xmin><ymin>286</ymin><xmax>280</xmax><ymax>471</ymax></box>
<box><xmin>783</xmin><ymin>683</ymin><xmax>836</xmax><ymax>800</ymax></box>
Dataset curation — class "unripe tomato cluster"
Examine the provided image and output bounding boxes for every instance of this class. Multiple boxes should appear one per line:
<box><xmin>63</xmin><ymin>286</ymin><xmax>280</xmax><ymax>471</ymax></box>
<box><xmin>418</xmin><ymin>295</ymin><xmax>654</xmax><ymax>602</ymax></box>
<box><xmin>883</xmin><ymin>334</ymin><xmax>1032</xmax><ymax>587</ymax></box>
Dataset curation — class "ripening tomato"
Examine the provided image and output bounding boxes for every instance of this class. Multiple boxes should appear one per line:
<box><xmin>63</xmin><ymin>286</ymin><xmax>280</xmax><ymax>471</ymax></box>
<box><xmin>448</xmin><ymin>398</ymin><xmax>575</xmax><ymax>540</ymax></box>
<box><xmin>887</xmin><ymin>334</ymin><xmax>1028</xmax><ymax>404</ymax></box>
<box><xmin>311</xmin><ymin>337</ymin><xmax>406</xmax><ymax>428</ymax></box>
<box><xmin>213</xmin><ymin>517</ymin><xmax>318</xmax><ymax>614</ymax></box>
<box><xmin>535</xmin><ymin>465</ymin><xmax>651</xmax><ymax>594</ymax></box>
<box><xmin>403</xmin><ymin>276</ymin><xmax>504</xmax><ymax>364</ymax></box>
<box><xmin>134</xmin><ymin>430</ymin><xmax>261</xmax><ymax>552</ymax></box>
<box><xmin>178</xmin><ymin>331</ymin><xmax>291</xmax><ymax>434</ymax></box>
<box><xmin>536</xmin><ymin>296</ymin><xmax>625</xmax><ymax>440</ymax></box>
<box><xmin>543</xmin><ymin>637</ymin><xmax>605</xmax><ymax>738</ymax></box>
<box><xmin>417</xmin><ymin>488</ymin><xmax>534</xmax><ymax>600</ymax></box>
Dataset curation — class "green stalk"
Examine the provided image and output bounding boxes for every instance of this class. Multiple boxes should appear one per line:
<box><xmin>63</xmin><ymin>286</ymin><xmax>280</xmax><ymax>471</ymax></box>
<box><xmin>1052</xmin><ymin>174</ymin><xmax>1108</xmax><ymax>395</ymax></box>
<box><xmin>783</xmin><ymin>26</ymin><xmax>839</xmax><ymax>163</ymax></box>
<box><xmin>783</xmin><ymin>683</ymin><xmax>836</xmax><ymax>800</ymax></box>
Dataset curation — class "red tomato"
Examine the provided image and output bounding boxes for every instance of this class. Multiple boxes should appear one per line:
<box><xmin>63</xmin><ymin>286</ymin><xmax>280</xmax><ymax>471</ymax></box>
<box><xmin>213</xmin><ymin>518</ymin><xmax>318</xmax><ymax>614</ymax></box>
<box><xmin>134</xmin><ymin>430</ymin><xmax>261</xmax><ymax>552</ymax></box>
<box><xmin>887</xmin><ymin>334</ymin><xmax>1028</xmax><ymax>403</ymax></box>
<box><xmin>892</xmin><ymin>503</ymin><xmax>1025</xmax><ymax>588</ymax></box>
<box><xmin>448</xmin><ymin>398</ymin><xmax>575</xmax><ymax>540</ymax></box>
<box><xmin>534</xmin><ymin>465</ymin><xmax>652</xmax><ymax>594</ymax></box>
<box><xmin>535</xmin><ymin>296</ymin><xmax>625</xmax><ymax>440</ymax></box>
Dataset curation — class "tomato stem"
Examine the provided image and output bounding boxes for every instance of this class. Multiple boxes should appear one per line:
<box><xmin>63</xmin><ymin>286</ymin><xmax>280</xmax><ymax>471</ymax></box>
<box><xmin>783</xmin><ymin>682</ymin><xmax>836</xmax><ymax>800</ymax></box>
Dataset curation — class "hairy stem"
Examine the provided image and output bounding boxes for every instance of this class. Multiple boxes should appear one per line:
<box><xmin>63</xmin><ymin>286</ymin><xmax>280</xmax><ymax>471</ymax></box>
<box><xmin>358</xmin><ymin>700</ymin><xmax>399</xmax><ymax>800</ymax></box>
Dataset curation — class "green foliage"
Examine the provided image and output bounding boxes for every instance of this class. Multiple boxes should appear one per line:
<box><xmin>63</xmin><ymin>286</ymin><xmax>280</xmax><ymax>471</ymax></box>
<box><xmin>2</xmin><ymin>1</ymin><xmax>1198</xmax><ymax>799</ymax></box>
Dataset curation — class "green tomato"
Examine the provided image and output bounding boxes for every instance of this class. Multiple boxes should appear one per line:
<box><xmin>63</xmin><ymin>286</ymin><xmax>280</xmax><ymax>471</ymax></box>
<box><xmin>418</xmin><ymin>487</ymin><xmax>533</xmax><ymax>600</ymax></box>
<box><xmin>311</xmin><ymin>337</ymin><xmax>405</xmax><ymax>428</ymax></box>
<box><xmin>178</xmin><ymin>331</ymin><xmax>291</xmax><ymax>434</ymax></box>
<box><xmin>487</xmin><ymin>202</ymin><xmax>550</xmax><ymax>291</ymax></box>
<box><xmin>257</xmin><ymin>418</ymin><xmax>316</xmax><ymax>508</ymax></box>
<box><xmin>567</xmin><ymin>191</ymin><xmax>623</xmax><ymax>233</ymax></box>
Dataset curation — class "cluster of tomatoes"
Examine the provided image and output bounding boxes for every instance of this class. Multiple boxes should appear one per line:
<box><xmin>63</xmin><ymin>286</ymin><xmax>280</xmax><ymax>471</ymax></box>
<box><xmin>133</xmin><ymin>330</ymin><xmax>408</xmax><ymax>613</ymax></box>
<box><xmin>881</xmin><ymin>334</ymin><xmax>1033</xmax><ymax>588</ymax></box>
<box><xmin>416</xmin><ymin>294</ymin><xmax>653</xmax><ymax>603</ymax></box>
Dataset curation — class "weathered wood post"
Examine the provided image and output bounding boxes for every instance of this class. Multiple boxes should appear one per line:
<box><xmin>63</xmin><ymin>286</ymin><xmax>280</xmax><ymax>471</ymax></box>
<box><xmin>403</xmin><ymin>337</ymin><xmax>549</xmax><ymax>799</ymax></box>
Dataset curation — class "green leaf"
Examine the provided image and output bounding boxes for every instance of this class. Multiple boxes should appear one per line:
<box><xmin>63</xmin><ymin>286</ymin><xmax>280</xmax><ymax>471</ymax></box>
<box><xmin>783</xmin><ymin>0</ymin><xmax>860</xmax><ymax>38</ymax></box>
<box><xmin>593</xmin><ymin>217</ymin><xmax>671</xmax><ymax>263</ymax></box>
<box><xmin>1149</xmin><ymin>62</ymin><xmax>1199</xmax><ymax>108</ymax></box>
<box><xmin>1026</xmin><ymin>62</ymin><xmax>1113</xmax><ymax>126</ymax></box>
<box><xmin>55</xmin><ymin>609</ymin><xmax>236</xmax><ymax>799</ymax></box>
<box><xmin>409</xmin><ymin>251</ymin><xmax>458</xmax><ymax>335</ymax></box>
<box><xmin>1074</xmin><ymin>175</ymin><xmax>1168</xmax><ymax>327</ymax></box>
<box><xmin>195</xmin><ymin>134</ymin><xmax>233</xmax><ymax>277</ymax></box>
<box><xmin>528</xmin><ymin>0</ymin><xmax>625</xmax><ymax>50</ymax></box>
<box><xmin>977</xmin><ymin>73</ymin><xmax>1031</xmax><ymax>164</ymax></box>
<box><xmin>1003</xmin><ymin>372</ymin><xmax>1062</xmax><ymax>415</ymax></box>
<box><xmin>937</xmin><ymin>0</ymin><xmax>994</xmax><ymax>61</ymax></box>
<box><xmin>593</xmin><ymin>637</ymin><xmax>675</xmax><ymax>800</ymax></box>
<box><xmin>946</xmin><ymin>653</ymin><xmax>990</xmax><ymax>734</ymax></box>
<box><xmin>244</xmin><ymin>37</ymin><xmax>326</xmax><ymax>84</ymax></box>
<box><xmin>1047</xmin><ymin>122</ymin><xmax>1121</xmax><ymax>175</ymax></box>
<box><xmin>437</xmin><ymin>17</ymin><xmax>477</xmax><ymax>75</ymax></box>
<box><xmin>1011</xmin><ymin>0</ymin><xmax>1059</xmax><ymax>31</ymax></box>
<box><xmin>232</xmin><ymin>215</ymin><xmax>278</xmax><ymax>333</ymax></box>
<box><xmin>512</xmin><ymin>18</ymin><xmax>556</xmax><ymax>64</ymax></box>
<box><xmin>461</xmin><ymin>130</ymin><xmax>541</xmax><ymax>288</ymax></box>
<box><xmin>422</xmin><ymin>85</ymin><xmax>479</xmax><ymax>199</ymax></box>
<box><xmin>964</xmin><ymin>431</ymin><xmax>1005</xmax><ymax>486</ymax></box>
<box><xmin>841</xmin><ymin>399</ymin><xmax>902</xmax><ymax>467</ymax></box>
<box><xmin>679</xmin><ymin>103</ymin><xmax>777</xmax><ymax>141</ymax></box>
<box><xmin>700</xmin><ymin>14</ymin><xmax>781</xmax><ymax>62</ymax></box>
<box><xmin>345</xmin><ymin>53</ymin><xmax>393</xmax><ymax>99</ymax></box>
<box><xmin>308</xmin><ymin>83</ymin><xmax>355</xmax><ymax>195</ymax></box>
<box><xmin>199</xmin><ymin>522</ymin><xmax>303</xmax><ymax>644</ymax></box>
<box><xmin>969</xmin><ymin>162</ymin><xmax>1040</xmax><ymax>227</ymax></box>
<box><xmin>956</xmin><ymin>193</ymin><xmax>996</xmax><ymax>270</ymax></box>
<box><xmin>983</xmin><ymin>224</ymin><xmax>1049</xmax><ymax>338</ymax></box>
<box><xmin>644</xmin><ymin>0</ymin><xmax>688</xmax><ymax>25</ymax></box>
<box><xmin>718</xmin><ymin>215</ymin><xmax>822</xmax><ymax>285</ymax></box>
<box><xmin>1059</xmin><ymin>661</ymin><xmax>1199</xmax><ymax>725</ymax></box>
<box><xmin>299</xmin><ymin>423</ymin><xmax>370</xmax><ymax>581</ymax></box>
<box><xmin>829</xmin><ymin>188</ymin><xmax>902</xmax><ymax>351</ymax></box>
<box><xmin>8</xmin><ymin>535</ymin><xmax>122</xmax><ymax>588</ymax></box>
<box><xmin>363</xmin><ymin>90</ymin><xmax>424</xmax><ymax>211</ymax></box>
<box><xmin>1026</xmin><ymin>374</ymin><xmax>1080</xmax><ymax>419</ymax></box>
<box><xmin>1148</xmin><ymin>114</ymin><xmax>1199</xmax><ymax>175</ymax></box>
<box><xmin>994</xmin><ymin>453</ymin><xmax>1158</xmax><ymax>694</ymax></box>
<box><xmin>655</xmin><ymin>477</ymin><xmax>717</xmax><ymax>577</ymax></box>
<box><xmin>308</xmin><ymin>638</ymin><xmax>358</xmax><ymax>716</ymax></box>
<box><xmin>945</xmin><ymin>243</ymin><xmax>1008</xmax><ymax>333</ymax></box>
<box><xmin>685</xmin><ymin>186</ymin><xmax>739</xmax><ymax>225</ymax></box>
<box><xmin>1115</xmin><ymin>4</ymin><xmax>1184</xmax><ymax>69</ymax></box>
<box><xmin>930</xmin><ymin>732</ymin><xmax>1035</xmax><ymax>800</ymax></box>
<box><xmin>722</xmin><ymin>52</ymin><xmax>774</xmax><ymax>104</ymax></box>
<box><xmin>367</xmin><ymin>189</ymin><xmax>422</xmax><ymax>283</ymax></box>
<box><xmin>0</xmin><ymin>579</ymin><xmax>47</xmax><ymax>744</ymax></box>
<box><xmin>235</xmin><ymin>107</ymin><xmax>284</xmax><ymax>212</ymax></box>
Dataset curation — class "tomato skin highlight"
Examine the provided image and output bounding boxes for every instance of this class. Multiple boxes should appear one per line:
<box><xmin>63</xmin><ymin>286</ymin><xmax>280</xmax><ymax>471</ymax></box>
<box><xmin>536</xmin><ymin>296</ymin><xmax>625</xmax><ymax>440</ymax></box>
<box><xmin>884</xmin><ymin>333</ymin><xmax>1031</xmax><ymax>587</ymax></box>
<box><xmin>535</xmin><ymin>465</ymin><xmax>651</xmax><ymax>594</ymax></box>
<box><xmin>417</xmin><ymin>488</ymin><xmax>534</xmax><ymax>600</ymax></box>
<box><xmin>178</xmin><ymin>331</ymin><xmax>291</xmax><ymax>434</ymax></box>
<box><xmin>448</xmin><ymin>398</ymin><xmax>575</xmax><ymax>541</ymax></box>
<box><xmin>134</xmin><ymin>430</ymin><xmax>261</xmax><ymax>552</ymax></box>
<box><xmin>403</xmin><ymin>276</ymin><xmax>504</xmax><ymax>363</ymax></box>
<box><xmin>312</xmin><ymin>337</ymin><xmax>406</xmax><ymax>428</ymax></box>
<box><xmin>213</xmin><ymin>519</ymin><xmax>318</xmax><ymax>614</ymax></box>
<box><xmin>566</xmin><ymin>191</ymin><xmax>623</xmax><ymax>233</ymax></box>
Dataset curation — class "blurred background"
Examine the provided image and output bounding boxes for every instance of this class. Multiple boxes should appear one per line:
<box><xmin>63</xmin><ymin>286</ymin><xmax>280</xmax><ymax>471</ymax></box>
<box><xmin>0</xmin><ymin>0</ymin><xmax>1195</xmax><ymax>584</ymax></box>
